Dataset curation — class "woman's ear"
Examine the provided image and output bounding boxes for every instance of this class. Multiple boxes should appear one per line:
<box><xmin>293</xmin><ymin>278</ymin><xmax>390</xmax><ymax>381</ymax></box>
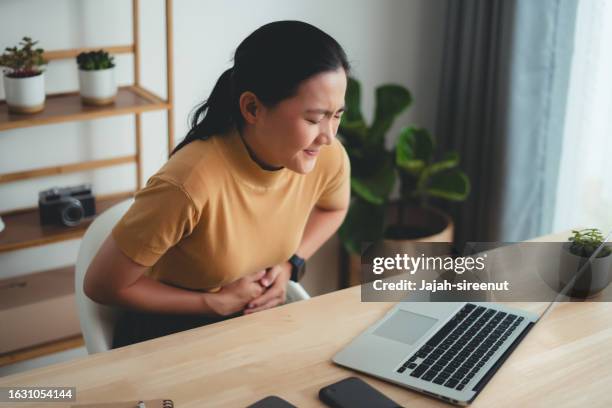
<box><xmin>239</xmin><ymin>91</ymin><xmax>262</xmax><ymax>125</ymax></box>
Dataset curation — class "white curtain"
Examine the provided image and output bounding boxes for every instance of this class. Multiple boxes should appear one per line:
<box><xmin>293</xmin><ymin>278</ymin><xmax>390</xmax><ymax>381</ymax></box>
<box><xmin>553</xmin><ymin>0</ymin><xmax>612</xmax><ymax>235</ymax></box>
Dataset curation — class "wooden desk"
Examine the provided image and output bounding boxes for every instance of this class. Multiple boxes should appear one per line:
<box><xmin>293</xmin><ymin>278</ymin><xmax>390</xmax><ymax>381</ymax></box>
<box><xmin>1</xmin><ymin>234</ymin><xmax>611</xmax><ymax>407</ymax></box>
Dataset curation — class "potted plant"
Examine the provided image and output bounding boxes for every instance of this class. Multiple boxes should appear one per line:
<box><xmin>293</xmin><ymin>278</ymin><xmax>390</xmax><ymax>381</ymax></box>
<box><xmin>0</xmin><ymin>37</ymin><xmax>46</xmax><ymax>114</ymax></box>
<box><xmin>337</xmin><ymin>78</ymin><xmax>405</xmax><ymax>284</ymax></box>
<box><xmin>76</xmin><ymin>50</ymin><xmax>116</xmax><ymax>105</ymax></box>
<box><xmin>559</xmin><ymin>228</ymin><xmax>612</xmax><ymax>298</ymax></box>
<box><xmin>337</xmin><ymin>77</ymin><xmax>470</xmax><ymax>285</ymax></box>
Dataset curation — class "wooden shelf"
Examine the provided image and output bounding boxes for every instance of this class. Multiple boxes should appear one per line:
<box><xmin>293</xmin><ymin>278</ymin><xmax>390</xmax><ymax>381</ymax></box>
<box><xmin>0</xmin><ymin>266</ymin><xmax>75</xmax><ymax>310</ymax></box>
<box><xmin>43</xmin><ymin>45</ymin><xmax>134</xmax><ymax>61</ymax></box>
<box><xmin>0</xmin><ymin>0</ymin><xmax>174</xmax><ymax>367</ymax></box>
<box><xmin>0</xmin><ymin>191</ymin><xmax>133</xmax><ymax>253</ymax></box>
<box><xmin>0</xmin><ymin>334</ymin><xmax>84</xmax><ymax>368</ymax></box>
<box><xmin>0</xmin><ymin>85</ymin><xmax>169</xmax><ymax>132</ymax></box>
<box><xmin>0</xmin><ymin>265</ymin><xmax>83</xmax><ymax>362</ymax></box>
<box><xmin>0</xmin><ymin>155</ymin><xmax>136</xmax><ymax>184</ymax></box>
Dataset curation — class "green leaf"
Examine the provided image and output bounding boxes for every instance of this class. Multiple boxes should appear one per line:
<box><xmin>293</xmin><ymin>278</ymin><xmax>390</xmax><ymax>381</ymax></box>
<box><xmin>339</xmin><ymin>198</ymin><xmax>386</xmax><ymax>254</ymax></box>
<box><xmin>395</xmin><ymin>127</ymin><xmax>433</xmax><ymax>175</ymax></box>
<box><xmin>426</xmin><ymin>169</ymin><xmax>470</xmax><ymax>201</ymax></box>
<box><xmin>350</xmin><ymin>156</ymin><xmax>396</xmax><ymax>205</ymax></box>
<box><xmin>427</xmin><ymin>151</ymin><xmax>460</xmax><ymax>175</ymax></box>
<box><xmin>370</xmin><ymin>85</ymin><xmax>411</xmax><ymax>143</ymax></box>
<box><xmin>0</xmin><ymin>37</ymin><xmax>45</xmax><ymax>73</ymax></box>
<box><xmin>338</xmin><ymin>116</ymin><xmax>367</xmax><ymax>146</ymax></box>
<box><xmin>344</xmin><ymin>77</ymin><xmax>363</xmax><ymax>122</ymax></box>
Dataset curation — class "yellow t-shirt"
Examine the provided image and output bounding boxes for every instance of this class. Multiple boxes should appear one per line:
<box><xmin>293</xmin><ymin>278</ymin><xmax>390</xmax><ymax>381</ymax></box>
<box><xmin>112</xmin><ymin>127</ymin><xmax>350</xmax><ymax>291</ymax></box>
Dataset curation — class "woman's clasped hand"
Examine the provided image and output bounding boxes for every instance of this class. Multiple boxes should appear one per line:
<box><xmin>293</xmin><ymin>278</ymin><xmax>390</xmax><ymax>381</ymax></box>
<box><xmin>205</xmin><ymin>262</ymin><xmax>292</xmax><ymax>316</ymax></box>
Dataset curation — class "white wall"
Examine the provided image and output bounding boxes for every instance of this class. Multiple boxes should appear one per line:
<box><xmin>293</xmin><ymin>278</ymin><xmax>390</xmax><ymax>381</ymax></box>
<box><xmin>0</xmin><ymin>0</ymin><xmax>447</xmax><ymax>292</ymax></box>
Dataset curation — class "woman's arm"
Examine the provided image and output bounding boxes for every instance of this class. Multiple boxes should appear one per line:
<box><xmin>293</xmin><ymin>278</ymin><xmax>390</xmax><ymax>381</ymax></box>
<box><xmin>246</xmin><ymin>205</ymin><xmax>348</xmax><ymax>313</ymax></box>
<box><xmin>295</xmin><ymin>205</ymin><xmax>349</xmax><ymax>259</ymax></box>
<box><xmin>258</xmin><ymin>205</ymin><xmax>348</xmax><ymax>287</ymax></box>
<box><xmin>84</xmin><ymin>235</ymin><xmax>265</xmax><ymax>316</ymax></box>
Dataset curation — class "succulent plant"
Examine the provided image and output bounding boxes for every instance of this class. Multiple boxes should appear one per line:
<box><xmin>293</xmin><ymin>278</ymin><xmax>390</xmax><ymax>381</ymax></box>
<box><xmin>76</xmin><ymin>50</ymin><xmax>115</xmax><ymax>71</ymax></box>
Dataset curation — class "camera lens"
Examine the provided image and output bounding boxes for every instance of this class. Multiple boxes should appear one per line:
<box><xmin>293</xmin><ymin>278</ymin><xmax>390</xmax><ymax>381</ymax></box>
<box><xmin>60</xmin><ymin>198</ymin><xmax>85</xmax><ymax>227</ymax></box>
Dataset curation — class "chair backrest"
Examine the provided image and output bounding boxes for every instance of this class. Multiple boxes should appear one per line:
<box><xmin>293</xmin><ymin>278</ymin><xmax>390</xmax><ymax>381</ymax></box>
<box><xmin>75</xmin><ymin>199</ymin><xmax>310</xmax><ymax>354</ymax></box>
<box><xmin>75</xmin><ymin>199</ymin><xmax>133</xmax><ymax>354</ymax></box>
<box><xmin>286</xmin><ymin>280</ymin><xmax>311</xmax><ymax>303</ymax></box>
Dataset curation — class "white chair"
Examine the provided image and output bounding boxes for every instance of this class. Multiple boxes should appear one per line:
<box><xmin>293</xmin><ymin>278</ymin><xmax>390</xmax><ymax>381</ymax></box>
<box><xmin>75</xmin><ymin>199</ymin><xmax>310</xmax><ymax>354</ymax></box>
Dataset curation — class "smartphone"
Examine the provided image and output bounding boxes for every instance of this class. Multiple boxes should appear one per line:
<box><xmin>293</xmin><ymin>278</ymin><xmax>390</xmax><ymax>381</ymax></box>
<box><xmin>319</xmin><ymin>377</ymin><xmax>403</xmax><ymax>408</ymax></box>
<box><xmin>246</xmin><ymin>395</ymin><xmax>297</xmax><ymax>408</ymax></box>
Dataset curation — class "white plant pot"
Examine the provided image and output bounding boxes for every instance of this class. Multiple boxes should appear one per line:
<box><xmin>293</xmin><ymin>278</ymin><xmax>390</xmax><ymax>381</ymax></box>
<box><xmin>78</xmin><ymin>67</ymin><xmax>117</xmax><ymax>106</ymax></box>
<box><xmin>3</xmin><ymin>72</ymin><xmax>46</xmax><ymax>114</ymax></box>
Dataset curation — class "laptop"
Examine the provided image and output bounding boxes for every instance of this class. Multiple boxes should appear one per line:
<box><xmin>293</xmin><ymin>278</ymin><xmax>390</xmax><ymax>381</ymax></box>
<box><xmin>332</xmin><ymin>232</ymin><xmax>612</xmax><ymax>405</ymax></box>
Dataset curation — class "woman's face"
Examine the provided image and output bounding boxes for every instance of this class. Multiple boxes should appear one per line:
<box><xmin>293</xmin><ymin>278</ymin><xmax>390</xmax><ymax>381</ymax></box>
<box><xmin>249</xmin><ymin>68</ymin><xmax>347</xmax><ymax>174</ymax></box>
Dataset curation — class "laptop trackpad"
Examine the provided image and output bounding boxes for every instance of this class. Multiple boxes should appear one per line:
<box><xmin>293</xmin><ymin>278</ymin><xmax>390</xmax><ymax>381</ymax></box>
<box><xmin>373</xmin><ymin>310</ymin><xmax>438</xmax><ymax>345</ymax></box>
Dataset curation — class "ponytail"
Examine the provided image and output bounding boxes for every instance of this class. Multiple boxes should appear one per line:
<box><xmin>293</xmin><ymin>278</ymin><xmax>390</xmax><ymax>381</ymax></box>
<box><xmin>173</xmin><ymin>21</ymin><xmax>350</xmax><ymax>156</ymax></box>
<box><xmin>172</xmin><ymin>68</ymin><xmax>236</xmax><ymax>155</ymax></box>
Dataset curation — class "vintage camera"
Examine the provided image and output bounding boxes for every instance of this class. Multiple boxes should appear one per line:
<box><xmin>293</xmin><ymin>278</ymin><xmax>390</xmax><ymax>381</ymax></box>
<box><xmin>38</xmin><ymin>184</ymin><xmax>96</xmax><ymax>227</ymax></box>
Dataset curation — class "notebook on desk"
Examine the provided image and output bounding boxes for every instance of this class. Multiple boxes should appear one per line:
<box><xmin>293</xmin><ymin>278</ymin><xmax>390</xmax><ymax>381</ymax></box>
<box><xmin>71</xmin><ymin>399</ymin><xmax>173</xmax><ymax>408</ymax></box>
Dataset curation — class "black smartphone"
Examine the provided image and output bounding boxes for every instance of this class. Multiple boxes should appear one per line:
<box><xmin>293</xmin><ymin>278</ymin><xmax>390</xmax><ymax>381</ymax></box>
<box><xmin>246</xmin><ymin>395</ymin><xmax>297</xmax><ymax>408</ymax></box>
<box><xmin>319</xmin><ymin>377</ymin><xmax>403</xmax><ymax>408</ymax></box>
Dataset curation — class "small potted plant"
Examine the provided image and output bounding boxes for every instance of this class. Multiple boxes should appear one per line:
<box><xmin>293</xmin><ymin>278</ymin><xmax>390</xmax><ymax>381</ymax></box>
<box><xmin>559</xmin><ymin>228</ymin><xmax>612</xmax><ymax>298</ymax></box>
<box><xmin>0</xmin><ymin>37</ymin><xmax>46</xmax><ymax>114</ymax></box>
<box><xmin>76</xmin><ymin>50</ymin><xmax>116</xmax><ymax>105</ymax></box>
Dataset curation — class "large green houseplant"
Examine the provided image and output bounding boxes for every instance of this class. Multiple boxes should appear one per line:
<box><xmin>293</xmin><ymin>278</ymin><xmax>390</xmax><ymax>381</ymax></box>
<box><xmin>337</xmin><ymin>77</ymin><xmax>408</xmax><ymax>254</ymax></box>
<box><xmin>337</xmin><ymin>77</ymin><xmax>470</xmax><ymax>282</ymax></box>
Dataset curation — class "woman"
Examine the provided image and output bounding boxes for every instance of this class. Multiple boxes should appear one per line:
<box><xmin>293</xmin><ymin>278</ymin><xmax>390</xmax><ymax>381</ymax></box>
<box><xmin>84</xmin><ymin>20</ymin><xmax>351</xmax><ymax>348</ymax></box>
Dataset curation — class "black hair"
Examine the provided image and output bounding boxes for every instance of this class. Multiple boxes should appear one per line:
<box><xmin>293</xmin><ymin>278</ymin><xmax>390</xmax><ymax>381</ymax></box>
<box><xmin>172</xmin><ymin>20</ymin><xmax>350</xmax><ymax>155</ymax></box>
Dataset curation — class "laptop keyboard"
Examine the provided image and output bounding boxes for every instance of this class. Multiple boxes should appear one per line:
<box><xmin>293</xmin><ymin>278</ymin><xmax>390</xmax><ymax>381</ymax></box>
<box><xmin>396</xmin><ymin>303</ymin><xmax>524</xmax><ymax>391</ymax></box>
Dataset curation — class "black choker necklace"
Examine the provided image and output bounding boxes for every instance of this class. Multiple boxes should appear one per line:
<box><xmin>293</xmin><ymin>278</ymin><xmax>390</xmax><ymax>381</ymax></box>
<box><xmin>239</xmin><ymin>133</ymin><xmax>284</xmax><ymax>172</ymax></box>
